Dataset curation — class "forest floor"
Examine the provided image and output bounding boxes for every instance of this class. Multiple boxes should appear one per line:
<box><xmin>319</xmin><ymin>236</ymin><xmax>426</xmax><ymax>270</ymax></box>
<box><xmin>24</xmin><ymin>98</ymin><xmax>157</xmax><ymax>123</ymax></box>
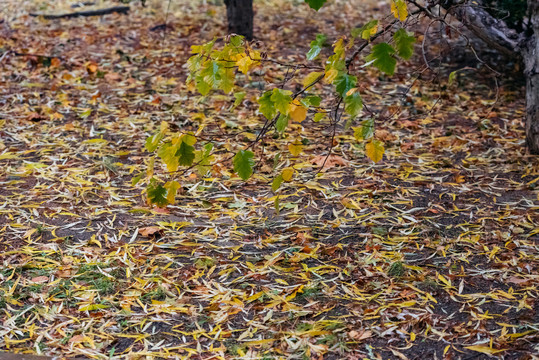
<box><xmin>0</xmin><ymin>0</ymin><xmax>538</xmax><ymax>359</ymax></box>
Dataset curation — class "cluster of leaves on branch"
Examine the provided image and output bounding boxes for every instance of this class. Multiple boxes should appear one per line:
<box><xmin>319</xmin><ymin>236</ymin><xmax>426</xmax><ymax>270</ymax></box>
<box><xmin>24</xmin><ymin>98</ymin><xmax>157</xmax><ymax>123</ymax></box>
<box><xmin>143</xmin><ymin>0</ymin><xmax>415</xmax><ymax>207</ymax></box>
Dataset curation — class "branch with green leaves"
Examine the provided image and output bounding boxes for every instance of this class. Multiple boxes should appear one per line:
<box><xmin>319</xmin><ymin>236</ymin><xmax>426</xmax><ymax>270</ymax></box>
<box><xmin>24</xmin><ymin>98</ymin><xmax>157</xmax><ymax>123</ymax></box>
<box><xmin>140</xmin><ymin>0</ymin><xmax>417</xmax><ymax>207</ymax></box>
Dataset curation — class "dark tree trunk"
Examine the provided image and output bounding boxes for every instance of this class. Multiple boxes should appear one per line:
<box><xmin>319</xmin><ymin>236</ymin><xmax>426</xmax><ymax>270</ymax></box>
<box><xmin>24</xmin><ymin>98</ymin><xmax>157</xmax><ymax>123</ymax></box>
<box><xmin>524</xmin><ymin>0</ymin><xmax>539</xmax><ymax>154</ymax></box>
<box><xmin>436</xmin><ymin>0</ymin><xmax>539</xmax><ymax>154</ymax></box>
<box><xmin>224</xmin><ymin>0</ymin><xmax>253</xmax><ymax>40</ymax></box>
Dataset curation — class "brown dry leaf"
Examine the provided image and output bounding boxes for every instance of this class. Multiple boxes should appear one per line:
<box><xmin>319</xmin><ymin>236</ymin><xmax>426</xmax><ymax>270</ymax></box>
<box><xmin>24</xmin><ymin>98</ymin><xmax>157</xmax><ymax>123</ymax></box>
<box><xmin>139</xmin><ymin>226</ymin><xmax>161</xmax><ymax>237</ymax></box>
<box><xmin>349</xmin><ymin>330</ymin><xmax>372</xmax><ymax>340</ymax></box>
<box><xmin>104</xmin><ymin>72</ymin><xmax>122</xmax><ymax>82</ymax></box>
<box><xmin>311</xmin><ymin>154</ymin><xmax>348</xmax><ymax>169</ymax></box>
<box><xmin>376</xmin><ymin>129</ymin><xmax>397</xmax><ymax>142</ymax></box>
<box><xmin>30</xmin><ymin>276</ymin><xmax>48</xmax><ymax>283</ymax></box>
<box><xmin>506</xmin><ymin>276</ymin><xmax>532</xmax><ymax>285</ymax></box>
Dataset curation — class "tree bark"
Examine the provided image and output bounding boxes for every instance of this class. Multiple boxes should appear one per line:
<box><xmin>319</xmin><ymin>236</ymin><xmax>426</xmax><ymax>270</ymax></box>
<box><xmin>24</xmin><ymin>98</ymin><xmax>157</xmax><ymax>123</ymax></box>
<box><xmin>524</xmin><ymin>0</ymin><xmax>539</xmax><ymax>154</ymax></box>
<box><xmin>434</xmin><ymin>0</ymin><xmax>539</xmax><ymax>154</ymax></box>
<box><xmin>438</xmin><ymin>0</ymin><xmax>522</xmax><ymax>56</ymax></box>
<box><xmin>224</xmin><ymin>0</ymin><xmax>253</xmax><ymax>40</ymax></box>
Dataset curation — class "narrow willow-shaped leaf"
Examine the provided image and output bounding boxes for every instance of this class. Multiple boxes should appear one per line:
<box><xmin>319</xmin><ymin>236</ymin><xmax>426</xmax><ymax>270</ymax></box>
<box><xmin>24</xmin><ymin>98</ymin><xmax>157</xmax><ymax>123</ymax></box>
<box><xmin>272</xmin><ymin>175</ymin><xmax>283</xmax><ymax>191</ymax></box>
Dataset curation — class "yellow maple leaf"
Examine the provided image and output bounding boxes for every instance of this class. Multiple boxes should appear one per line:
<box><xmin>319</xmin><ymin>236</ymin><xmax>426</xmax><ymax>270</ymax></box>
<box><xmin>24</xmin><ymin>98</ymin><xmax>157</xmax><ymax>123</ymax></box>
<box><xmin>365</xmin><ymin>139</ymin><xmax>385</xmax><ymax>163</ymax></box>
<box><xmin>391</xmin><ymin>0</ymin><xmax>408</xmax><ymax>22</ymax></box>
<box><xmin>164</xmin><ymin>181</ymin><xmax>181</xmax><ymax>204</ymax></box>
<box><xmin>288</xmin><ymin>140</ymin><xmax>304</xmax><ymax>156</ymax></box>
<box><xmin>289</xmin><ymin>101</ymin><xmax>307</xmax><ymax>122</ymax></box>
<box><xmin>236</xmin><ymin>53</ymin><xmax>255</xmax><ymax>74</ymax></box>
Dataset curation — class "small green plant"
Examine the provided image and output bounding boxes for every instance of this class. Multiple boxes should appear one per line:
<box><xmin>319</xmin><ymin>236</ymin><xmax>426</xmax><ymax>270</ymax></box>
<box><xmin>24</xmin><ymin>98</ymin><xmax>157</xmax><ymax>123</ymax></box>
<box><xmin>35</xmin><ymin>223</ymin><xmax>46</xmax><ymax>234</ymax></box>
<box><xmin>141</xmin><ymin>287</ymin><xmax>166</xmax><ymax>303</ymax></box>
<box><xmin>92</xmin><ymin>277</ymin><xmax>115</xmax><ymax>295</ymax></box>
<box><xmin>387</xmin><ymin>261</ymin><xmax>405</xmax><ymax>277</ymax></box>
<box><xmin>195</xmin><ymin>257</ymin><xmax>216</xmax><ymax>270</ymax></box>
<box><xmin>299</xmin><ymin>283</ymin><xmax>321</xmax><ymax>299</ymax></box>
<box><xmin>27</xmin><ymin>284</ymin><xmax>44</xmax><ymax>293</ymax></box>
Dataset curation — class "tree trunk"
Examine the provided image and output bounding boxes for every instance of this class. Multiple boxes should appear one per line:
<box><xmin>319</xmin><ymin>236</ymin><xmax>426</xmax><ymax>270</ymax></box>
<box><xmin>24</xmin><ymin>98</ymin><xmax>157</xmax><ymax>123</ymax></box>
<box><xmin>524</xmin><ymin>0</ymin><xmax>539</xmax><ymax>154</ymax></box>
<box><xmin>436</xmin><ymin>0</ymin><xmax>539</xmax><ymax>154</ymax></box>
<box><xmin>223</xmin><ymin>0</ymin><xmax>253</xmax><ymax>40</ymax></box>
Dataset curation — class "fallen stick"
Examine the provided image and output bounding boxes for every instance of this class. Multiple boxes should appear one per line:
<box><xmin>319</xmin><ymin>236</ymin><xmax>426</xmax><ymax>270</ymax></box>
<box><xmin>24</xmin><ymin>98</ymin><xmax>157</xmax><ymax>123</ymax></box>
<box><xmin>30</xmin><ymin>6</ymin><xmax>129</xmax><ymax>19</ymax></box>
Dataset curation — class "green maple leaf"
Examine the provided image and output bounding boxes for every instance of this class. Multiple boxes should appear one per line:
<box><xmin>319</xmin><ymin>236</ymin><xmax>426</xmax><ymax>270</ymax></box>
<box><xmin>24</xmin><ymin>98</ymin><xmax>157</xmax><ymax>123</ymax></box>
<box><xmin>258</xmin><ymin>91</ymin><xmax>276</xmax><ymax>120</ymax></box>
<box><xmin>334</xmin><ymin>73</ymin><xmax>357</xmax><ymax>97</ymax></box>
<box><xmin>145</xmin><ymin>131</ymin><xmax>163</xmax><ymax>152</ymax></box>
<box><xmin>306</xmin><ymin>34</ymin><xmax>327</xmax><ymax>60</ymax></box>
<box><xmin>195</xmin><ymin>75</ymin><xmax>211</xmax><ymax>96</ymax></box>
<box><xmin>344</xmin><ymin>92</ymin><xmax>363</xmax><ymax>117</ymax></box>
<box><xmin>147</xmin><ymin>179</ymin><xmax>169</xmax><ymax>207</ymax></box>
<box><xmin>233</xmin><ymin>150</ymin><xmax>255</xmax><ymax>180</ymax></box>
<box><xmin>394</xmin><ymin>28</ymin><xmax>415</xmax><ymax>60</ymax></box>
<box><xmin>194</xmin><ymin>143</ymin><xmax>214</xmax><ymax>176</ymax></box>
<box><xmin>186</xmin><ymin>54</ymin><xmax>202</xmax><ymax>73</ymax></box>
<box><xmin>176</xmin><ymin>141</ymin><xmax>195</xmax><ymax>166</ymax></box>
<box><xmin>275</xmin><ymin>114</ymin><xmax>289</xmax><ymax>133</ymax></box>
<box><xmin>302</xmin><ymin>95</ymin><xmax>321</xmax><ymax>107</ymax></box>
<box><xmin>354</xmin><ymin>118</ymin><xmax>374</xmax><ymax>140</ymax></box>
<box><xmin>304</xmin><ymin>0</ymin><xmax>327</xmax><ymax>11</ymax></box>
<box><xmin>270</xmin><ymin>88</ymin><xmax>292</xmax><ymax>115</ymax></box>
<box><xmin>219</xmin><ymin>67</ymin><xmax>235</xmax><ymax>93</ymax></box>
<box><xmin>200</xmin><ymin>60</ymin><xmax>221</xmax><ymax>89</ymax></box>
<box><xmin>366</xmin><ymin>42</ymin><xmax>397</xmax><ymax>75</ymax></box>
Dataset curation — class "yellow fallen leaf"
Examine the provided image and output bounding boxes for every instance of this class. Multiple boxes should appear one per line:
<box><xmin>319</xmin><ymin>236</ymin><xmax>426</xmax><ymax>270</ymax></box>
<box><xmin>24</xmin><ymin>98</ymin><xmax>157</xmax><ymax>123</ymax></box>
<box><xmin>282</xmin><ymin>168</ymin><xmax>294</xmax><ymax>182</ymax></box>
<box><xmin>464</xmin><ymin>345</ymin><xmax>506</xmax><ymax>355</ymax></box>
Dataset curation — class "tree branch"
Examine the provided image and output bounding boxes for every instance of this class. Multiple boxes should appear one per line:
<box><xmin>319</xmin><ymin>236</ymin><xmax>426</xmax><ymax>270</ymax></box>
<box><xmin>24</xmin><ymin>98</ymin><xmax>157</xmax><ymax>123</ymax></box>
<box><xmin>434</xmin><ymin>0</ymin><xmax>524</xmax><ymax>56</ymax></box>
<box><xmin>30</xmin><ymin>6</ymin><xmax>129</xmax><ymax>19</ymax></box>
